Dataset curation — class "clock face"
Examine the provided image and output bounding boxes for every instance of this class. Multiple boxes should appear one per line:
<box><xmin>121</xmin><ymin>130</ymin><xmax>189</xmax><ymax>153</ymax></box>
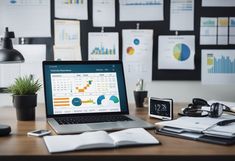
<box><xmin>150</xmin><ymin>99</ymin><xmax>171</xmax><ymax>117</ymax></box>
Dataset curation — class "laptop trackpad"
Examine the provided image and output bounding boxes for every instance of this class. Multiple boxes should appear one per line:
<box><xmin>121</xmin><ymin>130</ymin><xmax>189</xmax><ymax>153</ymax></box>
<box><xmin>88</xmin><ymin>122</ymin><xmax>122</xmax><ymax>131</ymax></box>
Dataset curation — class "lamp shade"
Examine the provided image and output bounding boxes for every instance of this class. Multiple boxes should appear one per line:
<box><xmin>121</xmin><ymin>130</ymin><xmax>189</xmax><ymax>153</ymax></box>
<box><xmin>0</xmin><ymin>27</ymin><xmax>24</xmax><ymax>63</ymax></box>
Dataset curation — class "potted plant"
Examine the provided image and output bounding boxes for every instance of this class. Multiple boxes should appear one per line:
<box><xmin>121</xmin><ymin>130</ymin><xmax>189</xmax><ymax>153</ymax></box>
<box><xmin>8</xmin><ymin>75</ymin><xmax>42</xmax><ymax>121</ymax></box>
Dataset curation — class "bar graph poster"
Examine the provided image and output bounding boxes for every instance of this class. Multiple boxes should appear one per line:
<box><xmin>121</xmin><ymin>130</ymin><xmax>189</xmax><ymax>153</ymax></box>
<box><xmin>0</xmin><ymin>0</ymin><xmax>50</xmax><ymax>37</ymax></box>
<box><xmin>93</xmin><ymin>0</ymin><xmax>115</xmax><ymax>27</ymax></box>
<box><xmin>119</xmin><ymin>0</ymin><xmax>164</xmax><ymax>21</ymax></box>
<box><xmin>158</xmin><ymin>35</ymin><xmax>195</xmax><ymax>70</ymax></box>
<box><xmin>170</xmin><ymin>0</ymin><xmax>194</xmax><ymax>31</ymax></box>
<box><xmin>55</xmin><ymin>0</ymin><xmax>88</xmax><ymax>20</ymax></box>
<box><xmin>201</xmin><ymin>50</ymin><xmax>235</xmax><ymax>84</ymax></box>
<box><xmin>88</xmin><ymin>32</ymin><xmax>119</xmax><ymax>60</ymax></box>
<box><xmin>122</xmin><ymin>29</ymin><xmax>153</xmax><ymax>82</ymax></box>
<box><xmin>54</xmin><ymin>20</ymin><xmax>80</xmax><ymax>46</ymax></box>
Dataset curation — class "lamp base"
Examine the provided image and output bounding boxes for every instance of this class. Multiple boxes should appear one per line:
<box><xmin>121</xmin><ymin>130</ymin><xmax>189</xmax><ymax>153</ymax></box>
<box><xmin>0</xmin><ymin>124</ymin><xmax>11</xmax><ymax>136</ymax></box>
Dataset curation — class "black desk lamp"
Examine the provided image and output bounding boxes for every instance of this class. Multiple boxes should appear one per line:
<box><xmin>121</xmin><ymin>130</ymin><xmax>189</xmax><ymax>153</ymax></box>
<box><xmin>0</xmin><ymin>27</ymin><xmax>24</xmax><ymax>63</ymax></box>
<box><xmin>0</xmin><ymin>27</ymin><xmax>24</xmax><ymax>136</ymax></box>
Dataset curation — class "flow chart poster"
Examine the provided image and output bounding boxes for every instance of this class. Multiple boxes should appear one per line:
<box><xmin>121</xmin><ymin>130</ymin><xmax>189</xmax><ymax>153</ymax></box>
<box><xmin>201</xmin><ymin>50</ymin><xmax>235</xmax><ymax>84</ymax></box>
<box><xmin>158</xmin><ymin>35</ymin><xmax>195</xmax><ymax>70</ymax></box>
<box><xmin>122</xmin><ymin>29</ymin><xmax>153</xmax><ymax>82</ymax></box>
<box><xmin>88</xmin><ymin>32</ymin><xmax>119</xmax><ymax>60</ymax></box>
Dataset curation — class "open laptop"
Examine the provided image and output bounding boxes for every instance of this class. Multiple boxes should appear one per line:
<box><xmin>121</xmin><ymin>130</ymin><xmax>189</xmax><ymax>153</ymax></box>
<box><xmin>43</xmin><ymin>61</ymin><xmax>154</xmax><ymax>134</ymax></box>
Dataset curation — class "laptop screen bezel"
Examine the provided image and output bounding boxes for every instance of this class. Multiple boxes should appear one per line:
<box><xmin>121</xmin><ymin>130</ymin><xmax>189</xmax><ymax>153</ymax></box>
<box><xmin>43</xmin><ymin>60</ymin><xmax>129</xmax><ymax>118</ymax></box>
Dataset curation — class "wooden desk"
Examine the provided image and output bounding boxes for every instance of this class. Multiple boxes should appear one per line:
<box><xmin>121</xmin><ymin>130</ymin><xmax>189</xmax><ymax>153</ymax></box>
<box><xmin>0</xmin><ymin>103</ymin><xmax>234</xmax><ymax>161</ymax></box>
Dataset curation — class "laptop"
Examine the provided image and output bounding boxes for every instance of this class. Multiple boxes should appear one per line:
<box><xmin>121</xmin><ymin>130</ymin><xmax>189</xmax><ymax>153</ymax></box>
<box><xmin>43</xmin><ymin>61</ymin><xmax>154</xmax><ymax>134</ymax></box>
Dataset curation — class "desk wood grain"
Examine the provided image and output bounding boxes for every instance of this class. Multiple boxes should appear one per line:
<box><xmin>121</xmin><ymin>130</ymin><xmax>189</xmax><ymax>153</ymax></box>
<box><xmin>0</xmin><ymin>103</ymin><xmax>234</xmax><ymax>161</ymax></box>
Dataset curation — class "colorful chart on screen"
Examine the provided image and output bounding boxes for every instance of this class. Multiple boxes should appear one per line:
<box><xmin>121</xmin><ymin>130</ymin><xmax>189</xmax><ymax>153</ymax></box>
<box><xmin>51</xmin><ymin>72</ymin><xmax>121</xmax><ymax>114</ymax></box>
<box><xmin>173</xmin><ymin>43</ymin><xmax>190</xmax><ymax>61</ymax></box>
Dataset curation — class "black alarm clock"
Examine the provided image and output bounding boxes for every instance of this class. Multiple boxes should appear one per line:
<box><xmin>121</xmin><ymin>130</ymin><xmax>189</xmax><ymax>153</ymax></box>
<box><xmin>148</xmin><ymin>97</ymin><xmax>173</xmax><ymax>120</ymax></box>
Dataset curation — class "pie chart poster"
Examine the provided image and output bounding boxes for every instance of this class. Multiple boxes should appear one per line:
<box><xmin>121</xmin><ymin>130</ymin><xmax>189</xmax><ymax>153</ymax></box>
<box><xmin>158</xmin><ymin>35</ymin><xmax>195</xmax><ymax>70</ymax></box>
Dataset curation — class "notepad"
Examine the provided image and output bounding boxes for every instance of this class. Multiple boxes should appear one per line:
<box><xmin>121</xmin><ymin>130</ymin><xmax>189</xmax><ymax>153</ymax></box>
<box><xmin>44</xmin><ymin>128</ymin><xmax>160</xmax><ymax>153</ymax></box>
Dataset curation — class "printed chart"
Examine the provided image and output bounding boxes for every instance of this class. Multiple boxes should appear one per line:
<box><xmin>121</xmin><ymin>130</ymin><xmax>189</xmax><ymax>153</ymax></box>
<box><xmin>54</xmin><ymin>20</ymin><xmax>80</xmax><ymax>46</ymax></box>
<box><xmin>51</xmin><ymin>72</ymin><xmax>120</xmax><ymax>114</ymax></box>
<box><xmin>88</xmin><ymin>32</ymin><xmax>119</xmax><ymax>60</ymax></box>
<box><xmin>173</xmin><ymin>43</ymin><xmax>191</xmax><ymax>61</ymax></box>
<box><xmin>201</xmin><ymin>50</ymin><xmax>235</xmax><ymax>84</ymax></box>
<box><xmin>119</xmin><ymin>0</ymin><xmax>164</xmax><ymax>21</ymax></box>
<box><xmin>122</xmin><ymin>29</ymin><xmax>153</xmax><ymax>82</ymax></box>
<box><xmin>158</xmin><ymin>35</ymin><xmax>195</xmax><ymax>70</ymax></box>
<box><xmin>55</xmin><ymin>0</ymin><xmax>88</xmax><ymax>20</ymax></box>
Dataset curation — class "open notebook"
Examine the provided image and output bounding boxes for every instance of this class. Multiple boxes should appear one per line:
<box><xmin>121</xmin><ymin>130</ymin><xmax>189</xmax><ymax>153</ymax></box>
<box><xmin>44</xmin><ymin>128</ymin><xmax>160</xmax><ymax>153</ymax></box>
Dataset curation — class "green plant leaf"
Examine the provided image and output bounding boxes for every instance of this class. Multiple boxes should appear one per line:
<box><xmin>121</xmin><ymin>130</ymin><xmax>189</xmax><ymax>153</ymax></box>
<box><xmin>8</xmin><ymin>75</ymin><xmax>42</xmax><ymax>95</ymax></box>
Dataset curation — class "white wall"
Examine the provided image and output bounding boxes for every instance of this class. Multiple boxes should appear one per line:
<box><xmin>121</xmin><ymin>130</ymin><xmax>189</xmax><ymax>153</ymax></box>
<box><xmin>125</xmin><ymin>80</ymin><xmax>235</xmax><ymax>103</ymax></box>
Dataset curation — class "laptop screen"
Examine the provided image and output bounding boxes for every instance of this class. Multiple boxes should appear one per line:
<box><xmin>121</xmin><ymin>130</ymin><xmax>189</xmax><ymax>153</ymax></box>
<box><xmin>43</xmin><ymin>61</ymin><xmax>129</xmax><ymax>117</ymax></box>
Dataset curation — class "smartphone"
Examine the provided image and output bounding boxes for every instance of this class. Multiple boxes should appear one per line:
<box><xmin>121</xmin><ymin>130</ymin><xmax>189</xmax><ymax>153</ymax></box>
<box><xmin>27</xmin><ymin>129</ymin><xmax>51</xmax><ymax>137</ymax></box>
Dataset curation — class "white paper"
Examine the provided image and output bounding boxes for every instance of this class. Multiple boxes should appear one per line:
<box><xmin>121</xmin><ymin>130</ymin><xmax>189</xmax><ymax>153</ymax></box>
<box><xmin>53</xmin><ymin>46</ymin><xmax>82</xmax><ymax>61</ymax></box>
<box><xmin>54</xmin><ymin>20</ymin><xmax>80</xmax><ymax>46</ymax></box>
<box><xmin>200</xmin><ymin>17</ymin><xmax>217</xmax><ymax>45</ymax></box>
<box><xmin>93</xmin><ymin>0</ymin><xmax>115</xmax><ymax>27</ymax></box>
<box><xmin>229</xmin><ymin>17</ymin><xmax>235</xmax><ymax>44</ymax></box>
<box><xmin>0</xmin><ymin>0</ymin><xmax>51</xmax><ymax>37</ymax></box>
<box><xmin>55</xmin><ymin>0</ymin><xmax>88</xmax><ymax>20</ymax></box>
<box><xmin>158</xmin><ymin>35</ymin><xmax>195</xmax><ymax>70</ymax></box>
<box><xmin>119</xmin><ymin>0</ymin><xmax>164</xmax><ymax>21</ymax></box>
<box><xmin>202</xmin><ymin>0</ymin><xmax>235</xmax><ymax>7</ymax></box>
<box><xmin>0</xmin><ymin>45</ymin><xmax>46</xmax><ymax>87</ymax></box>
<box><xmin>122</xmin><ymin>29</ymin><xmax>153</xmax><ymax>82</ymax></box>
<box><xmin>88</xmin><ymin>32</ymin><xmax>119</xmax><ymax>60</ymax></box>
<box><xmin>218</xmin><ymin>17</ymin><xmax>228</xmax><ymax>45</ymax></box>
<box><xmin>170</xmin><ymin>0</ymin><xmax>194</xmax><ymax>31</ymax></box>
<box><xmin>201</xmin><ymin>50</ymin><xmax>235</xmax><ymax>85</ymax></box>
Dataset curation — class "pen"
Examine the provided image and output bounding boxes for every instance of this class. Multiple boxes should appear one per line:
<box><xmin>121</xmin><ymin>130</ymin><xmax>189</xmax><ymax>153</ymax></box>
<box><xmin>216</xmin><ymin>119</ymin><xmax>235</xmax><ymax>126</ymax></box>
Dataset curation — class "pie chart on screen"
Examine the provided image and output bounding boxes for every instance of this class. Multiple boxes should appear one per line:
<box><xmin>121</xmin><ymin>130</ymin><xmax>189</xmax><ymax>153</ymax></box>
<box><xmin>173</xmin><ymin>43</ymin><xmax>190</xmax><ymax>61</ymax></box>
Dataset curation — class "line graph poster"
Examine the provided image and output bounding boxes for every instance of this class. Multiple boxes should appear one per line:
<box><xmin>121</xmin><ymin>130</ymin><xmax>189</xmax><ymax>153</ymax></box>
<box><xmin>119</xmin><ymin>0</ymin><xmax>164</xmax><ymax>21</ymax></box>
<box><xmin>93</xmin><ymin>0</ymin><xmax>115</xmax><ymax>27</ymax></box>
<box><xmin>158</xmin><ymin>35</ymin><xmax>195</xmax><ymax>70</ymax></box>
<box><xmin>201</xmin><ymin>50</ymin><xmax>235</xmax><ymax>84</ymax></box>
<box><xmin>122</xmin><ymin>29</ymin><xmax>153</xmax><ymax>82</ymax></box>
<box><xmin>88</xmin><ymin>32</ymin><xmax>119</xmax><ymax>60</ymax></box>
<box><xmin>55</xmin><ymin>0</ymin><xmax>88</xmax><ymax>20</ymax></box>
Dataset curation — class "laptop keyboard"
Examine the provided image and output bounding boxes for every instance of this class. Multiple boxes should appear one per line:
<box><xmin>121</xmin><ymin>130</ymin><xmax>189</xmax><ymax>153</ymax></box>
<box><xmin>54</xmin><ymin>115</ymin><xmax>133</xmax><ymax>125</ymax></box>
